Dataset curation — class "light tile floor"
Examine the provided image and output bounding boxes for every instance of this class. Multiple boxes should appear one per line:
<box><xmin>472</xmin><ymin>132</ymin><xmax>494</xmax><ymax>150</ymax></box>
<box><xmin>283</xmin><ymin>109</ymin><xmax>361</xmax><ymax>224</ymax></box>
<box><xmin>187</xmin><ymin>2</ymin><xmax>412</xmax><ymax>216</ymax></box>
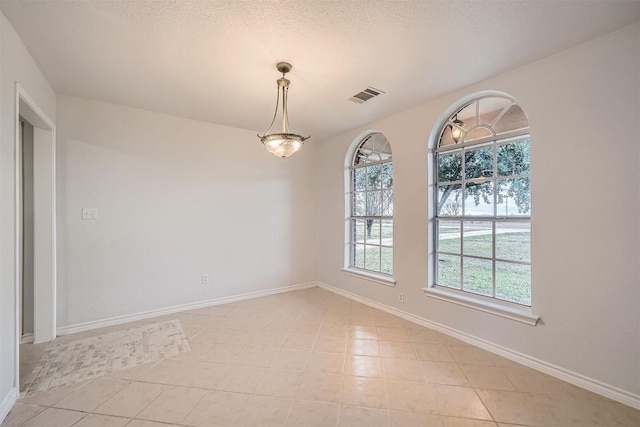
<box><xmin>3</xmin><ymin>288</ymin><xmax>639</xmax><ymax>427</ymax></box>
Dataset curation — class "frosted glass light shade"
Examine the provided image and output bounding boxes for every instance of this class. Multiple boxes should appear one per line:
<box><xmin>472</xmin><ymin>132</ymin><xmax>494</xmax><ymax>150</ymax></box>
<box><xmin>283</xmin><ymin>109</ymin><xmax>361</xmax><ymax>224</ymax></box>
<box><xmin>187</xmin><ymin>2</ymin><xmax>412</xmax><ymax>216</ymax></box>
<box><xmin>261</xmin><ymin>133</ymin><xmax>304</xmax><ymax>158</ymax></box>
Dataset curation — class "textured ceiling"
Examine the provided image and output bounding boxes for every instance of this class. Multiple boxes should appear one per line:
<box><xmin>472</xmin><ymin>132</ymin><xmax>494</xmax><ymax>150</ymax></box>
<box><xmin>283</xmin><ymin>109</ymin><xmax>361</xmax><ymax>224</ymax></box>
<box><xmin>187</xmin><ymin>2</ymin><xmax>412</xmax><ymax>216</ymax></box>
<box><xmin>2</xmin><ymin>1</ymin><xmax>638</xmax><ymax>141</ymax></box>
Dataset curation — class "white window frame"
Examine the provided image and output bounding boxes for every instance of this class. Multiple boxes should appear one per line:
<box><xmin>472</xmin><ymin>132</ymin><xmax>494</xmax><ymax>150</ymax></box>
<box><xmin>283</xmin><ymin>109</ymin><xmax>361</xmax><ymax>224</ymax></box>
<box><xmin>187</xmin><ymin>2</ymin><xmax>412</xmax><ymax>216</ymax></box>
<box><xmin>343</xmin><ymin>132</ymin><xmax>395</xmax><ymax>286</ymax></box>
<box><xmin>424</xmin><ymin>92</ymin><xmax>539</xmax><ymax>325</ymax></box>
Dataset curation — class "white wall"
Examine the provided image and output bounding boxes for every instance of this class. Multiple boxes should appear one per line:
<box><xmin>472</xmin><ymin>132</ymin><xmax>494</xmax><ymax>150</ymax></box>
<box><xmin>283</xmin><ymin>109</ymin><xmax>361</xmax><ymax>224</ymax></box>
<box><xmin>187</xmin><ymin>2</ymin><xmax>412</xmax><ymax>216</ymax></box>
<box><xmin>0</xmin><ymin>10</ymin><xmax>56</xmax><ymax>416</ymax></box>
<box><xmin>314</xmin><ymin>22</ymin><xmax>640</xmax><ymax>398</ymax></box>
<box><xmin>56</xmin><ymin>96</ymin><xmax>317</xmax><ymax>328</ymax></box>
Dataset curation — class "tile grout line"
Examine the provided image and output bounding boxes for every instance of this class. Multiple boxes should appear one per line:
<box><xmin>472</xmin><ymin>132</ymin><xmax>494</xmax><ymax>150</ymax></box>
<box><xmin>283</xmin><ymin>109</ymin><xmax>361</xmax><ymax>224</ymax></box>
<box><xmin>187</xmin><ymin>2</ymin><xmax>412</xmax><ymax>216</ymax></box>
<box><xmin>10</xmin><ymin>289</ymin><xmax>639</xmax><ymax>426</ymax></box>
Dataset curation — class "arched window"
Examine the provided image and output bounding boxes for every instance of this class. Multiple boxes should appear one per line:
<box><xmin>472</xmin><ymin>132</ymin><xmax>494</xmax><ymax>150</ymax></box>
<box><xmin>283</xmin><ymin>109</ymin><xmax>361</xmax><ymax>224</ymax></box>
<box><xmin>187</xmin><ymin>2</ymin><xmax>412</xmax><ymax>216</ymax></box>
<box><xmin>432</xmin><ymin>94</ymin><xmax>531</xmax><ymax>307</ymax></box>
<box><xmin>346</xmin><ymin>133</ymin><xmax>393</xmax><ymax>278</ymax></box>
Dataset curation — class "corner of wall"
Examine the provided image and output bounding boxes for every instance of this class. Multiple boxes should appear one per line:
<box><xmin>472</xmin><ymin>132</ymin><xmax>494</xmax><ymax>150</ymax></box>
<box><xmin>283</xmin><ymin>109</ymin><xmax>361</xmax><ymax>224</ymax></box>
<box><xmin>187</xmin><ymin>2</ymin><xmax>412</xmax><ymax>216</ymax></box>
<box><xmin>0</xmin><ymin>387</ymin><xmax>19</xmax><ymax>425</ymax></box>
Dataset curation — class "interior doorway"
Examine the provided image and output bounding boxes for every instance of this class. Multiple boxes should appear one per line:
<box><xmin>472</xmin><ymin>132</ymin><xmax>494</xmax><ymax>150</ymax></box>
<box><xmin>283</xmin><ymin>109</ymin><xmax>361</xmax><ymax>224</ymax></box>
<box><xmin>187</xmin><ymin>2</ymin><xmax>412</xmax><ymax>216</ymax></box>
<box><xmin>14</xmin><ymin>84</ymin><xmax>57</xmax><ymax>392</ymax></box>
<box><xmin>19</xmin><ymin>117</ymin><xmax>35</xmax><ymax>345</ymax></box>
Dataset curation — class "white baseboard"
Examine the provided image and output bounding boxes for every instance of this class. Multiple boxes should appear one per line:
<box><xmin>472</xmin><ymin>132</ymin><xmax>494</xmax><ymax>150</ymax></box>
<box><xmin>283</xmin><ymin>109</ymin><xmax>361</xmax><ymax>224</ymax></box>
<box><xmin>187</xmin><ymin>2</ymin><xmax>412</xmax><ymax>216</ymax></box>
<box><xmin>316</xmin><ymin>281</ymin><xmax>640</xmax><ymax>410</ymax></box>
<box><xmin>40</xmin><ymin>280</ymin><xmax>640</xmax><ymax>410</ymax></box>
<box><xmin>57</xmin><ymin>282</ymin><xmax>317</xmax><ymax>336</ymax></box>
<box><xmin>0</xmin><ymin>387</ymin><xmax>19</xmax><ymax>425</ymax></box>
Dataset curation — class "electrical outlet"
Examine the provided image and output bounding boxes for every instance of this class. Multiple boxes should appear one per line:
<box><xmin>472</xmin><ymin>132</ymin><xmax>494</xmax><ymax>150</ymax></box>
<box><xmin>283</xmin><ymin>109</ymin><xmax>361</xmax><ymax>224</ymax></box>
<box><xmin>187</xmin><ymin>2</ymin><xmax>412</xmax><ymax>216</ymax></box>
<box><xmin>202</xmin><ymin>274</ymin><xmax>209</xmax><ymax>284</ymax></box>
<box><xmin>81</xmin><ymin>208</ymin><xmax>98</xmax><ymax>220</ymax></box>
<box><xmin>398</xmin><ymin>292</ymin><xmax>404</xmax><ymax>303</ymax></box>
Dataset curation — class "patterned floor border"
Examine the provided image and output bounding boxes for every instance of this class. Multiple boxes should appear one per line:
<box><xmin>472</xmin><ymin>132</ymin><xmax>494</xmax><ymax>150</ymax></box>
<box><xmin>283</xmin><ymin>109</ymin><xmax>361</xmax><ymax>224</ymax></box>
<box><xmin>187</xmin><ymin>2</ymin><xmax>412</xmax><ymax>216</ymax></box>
<box><xmin>22</xmin><ymin>319</ymin><xmax>190</xmax><ymax>395</ymax></box>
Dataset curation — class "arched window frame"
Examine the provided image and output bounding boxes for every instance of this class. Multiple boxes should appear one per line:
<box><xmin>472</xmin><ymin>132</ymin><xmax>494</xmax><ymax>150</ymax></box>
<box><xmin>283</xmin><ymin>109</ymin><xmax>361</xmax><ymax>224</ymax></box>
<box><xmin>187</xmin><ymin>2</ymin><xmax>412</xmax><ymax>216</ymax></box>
<box><xmin>342</xmin><ymin>132</ymin><xmax>396</xmax><ymax>286</ymax></box>
<box><xmin>425</xmin><ymin>92</ymin><xmax>539</xmax><ymax>325</ymax></box>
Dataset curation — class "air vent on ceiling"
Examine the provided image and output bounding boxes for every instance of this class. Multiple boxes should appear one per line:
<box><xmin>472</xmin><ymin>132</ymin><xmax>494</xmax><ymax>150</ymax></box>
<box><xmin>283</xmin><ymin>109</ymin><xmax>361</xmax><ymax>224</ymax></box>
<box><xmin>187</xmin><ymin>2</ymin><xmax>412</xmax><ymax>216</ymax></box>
<box><xmin>349</xmin><ymin>86</ymin><xmax>385</xmax><ymax>104</ymax></box>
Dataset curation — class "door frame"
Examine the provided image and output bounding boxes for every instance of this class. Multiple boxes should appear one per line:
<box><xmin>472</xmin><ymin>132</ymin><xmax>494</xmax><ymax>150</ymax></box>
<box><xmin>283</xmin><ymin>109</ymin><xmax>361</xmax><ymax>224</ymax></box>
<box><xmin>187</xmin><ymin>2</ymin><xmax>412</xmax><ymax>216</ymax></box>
<box><xmin>14</xmin><ymin>83</ymin><xmax>56</xmax><ymax>390</ymax></box>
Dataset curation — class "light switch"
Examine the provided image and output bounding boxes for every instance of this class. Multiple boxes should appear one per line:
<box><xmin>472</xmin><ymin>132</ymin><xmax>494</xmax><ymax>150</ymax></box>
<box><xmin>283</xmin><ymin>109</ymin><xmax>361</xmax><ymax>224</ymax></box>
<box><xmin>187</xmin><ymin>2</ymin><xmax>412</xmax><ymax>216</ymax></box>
<box><xmin>82</xmin><ymin>208</ymin><xmax>98</xmax><ymax>220</ymax></box>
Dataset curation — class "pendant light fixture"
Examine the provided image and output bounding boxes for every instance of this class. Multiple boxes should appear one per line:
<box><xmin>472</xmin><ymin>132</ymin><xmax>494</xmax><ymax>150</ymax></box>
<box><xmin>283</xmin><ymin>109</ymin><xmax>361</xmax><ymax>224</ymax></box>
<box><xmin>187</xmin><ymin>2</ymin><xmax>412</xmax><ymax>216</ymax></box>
<box><xmin>258</xmin><ymin>62</ymin><xmax>309</xmax><ymax>158</ymax></box>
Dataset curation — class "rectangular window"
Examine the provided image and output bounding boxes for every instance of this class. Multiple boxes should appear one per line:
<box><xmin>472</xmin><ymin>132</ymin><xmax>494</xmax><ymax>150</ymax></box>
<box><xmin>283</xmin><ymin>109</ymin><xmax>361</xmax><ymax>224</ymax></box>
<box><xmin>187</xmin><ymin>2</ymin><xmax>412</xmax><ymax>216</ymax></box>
<box><xmin>435</xmin><ymin>135</ymin><xmax>531</xmax><ymax>306</ymax></box>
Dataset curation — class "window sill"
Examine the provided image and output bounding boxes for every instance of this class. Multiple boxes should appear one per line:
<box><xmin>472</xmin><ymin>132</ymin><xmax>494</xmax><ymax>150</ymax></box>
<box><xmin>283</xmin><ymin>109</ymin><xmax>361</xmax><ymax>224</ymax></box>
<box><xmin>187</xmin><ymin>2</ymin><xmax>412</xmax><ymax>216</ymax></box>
<box><xmin>341</xmin><ymin>268</ymin><xmax>396</xmax><ymax>287</ymax></box>
<box><xmin>423</xmin><ymin>286</ymin><xmax>539</xmax><ymax>326</ymax></box>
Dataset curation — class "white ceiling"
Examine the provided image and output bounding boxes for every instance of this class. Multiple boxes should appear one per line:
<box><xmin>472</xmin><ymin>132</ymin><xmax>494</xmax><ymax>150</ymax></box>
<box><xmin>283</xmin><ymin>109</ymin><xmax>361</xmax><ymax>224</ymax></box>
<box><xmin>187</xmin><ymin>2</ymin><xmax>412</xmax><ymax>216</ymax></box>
<box><xmin>2</xmin><ymin>1</ymin><xmax>638</xmax><ymax>141</ymax></box>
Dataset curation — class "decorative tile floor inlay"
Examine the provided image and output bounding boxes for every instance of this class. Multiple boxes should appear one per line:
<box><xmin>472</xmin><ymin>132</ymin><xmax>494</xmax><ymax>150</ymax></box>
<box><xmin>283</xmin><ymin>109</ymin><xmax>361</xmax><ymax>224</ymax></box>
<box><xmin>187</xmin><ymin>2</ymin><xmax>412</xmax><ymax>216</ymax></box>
<box><xmin>22</xmin><ymin>319</ymin><xmax>189</xmax><ymax>395</ymax></box>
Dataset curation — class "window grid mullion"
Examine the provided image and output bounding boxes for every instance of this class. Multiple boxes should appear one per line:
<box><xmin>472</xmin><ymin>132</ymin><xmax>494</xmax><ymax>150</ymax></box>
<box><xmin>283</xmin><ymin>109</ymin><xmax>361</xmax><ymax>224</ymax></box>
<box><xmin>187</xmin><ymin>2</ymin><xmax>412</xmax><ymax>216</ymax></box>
<box><xmin>349</xmin><ymin>158</ymin><xmax>392</xmax><ymax>171</ymax></box>
<box><xmin>461</xmin><ymin>148</ymin><xmax>466</xmax><ymax>217</ymax></box>
<box><xmin>492</xmin><ymin>220</ymin><xmax>496</xmax><ymax>298</ymax></box>
<box><xmin>435</xmin><ymin>129</ymin><xmax>529</xmax><ymax>154</ymax></box>
<box><xmin>492</xmin><ymin>141</ymin><xmax>498</xmax><ymax>299</ymax></box>
<box><xmin>351</xmin><ymin>216</ymin><xmax>393</xmax><ymax>220</ymax></box>
<box><xmin>460</xmin><ymin>149</ymin><xmax>466</xmax><ymax>291</ymax></box>
<box><xmin>435</xmin><ymin>155</ymin><xmax>440</xmax><ymax>286</ymax></box>
<box><xmin>439</xmin><ymin>251</ymin><xmax>530</xmax><ymax>266</ymax></box>
<box><xmin>364</xmin><ymin>242</ymin><xmax>367</xmax><ymax>270</ymax></box>
<box><xmin>378</xmin><ymin>220</ymin><xmax>382</xmax><ymax>273</ymax></box>
<box><xmin>439</xmin><ymin>172</ymin><xmax>529</xmax><ymax>187</ymax></box>
<box><xmin>437</xmin><ymin>215</ymin><xmax>530</xmax><ymax>222</ymax></box>
<box><xmin>493</xmin><ymin>141</ymin><xmax>498</xmax><ymax>217</ymax></box>
<box><xmin>352</xmin><ymin>170</ymin><xmax>362</xmax><ymax>269</ymax></box>
<box><xmin>460</xmin><ymin>219</ymin><xmax>465</xmax><ymax>290</ymax></box>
